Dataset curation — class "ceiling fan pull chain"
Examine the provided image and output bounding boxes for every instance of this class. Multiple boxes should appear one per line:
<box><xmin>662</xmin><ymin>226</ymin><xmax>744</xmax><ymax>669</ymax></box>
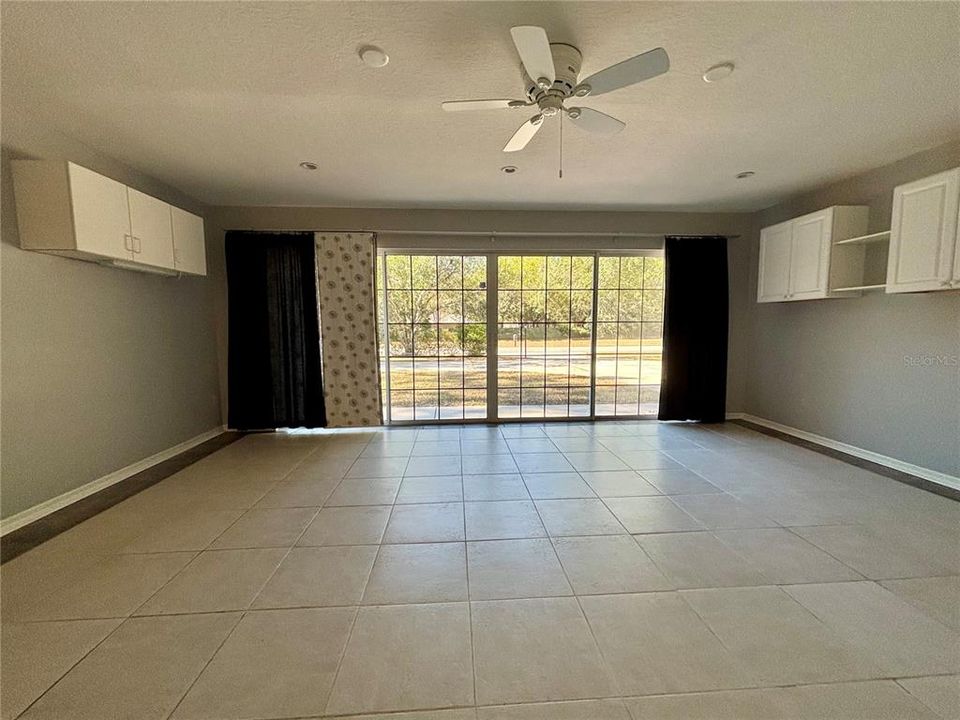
<box><xmin>559</xmin><ymin>110</ymin><xmax>564</xmax><ymax>179</ymax></box>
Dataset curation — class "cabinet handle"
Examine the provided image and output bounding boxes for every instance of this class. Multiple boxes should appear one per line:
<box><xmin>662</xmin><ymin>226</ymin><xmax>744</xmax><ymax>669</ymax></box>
<box><xmin>123</xmin><ymin>234</ymin><xmax>132</xmax><ymax>252</ymax></box>
<box><xmin>133</xmin><ymin>236</ymin><xmax>142</xmax><ymax>253</ymax></box>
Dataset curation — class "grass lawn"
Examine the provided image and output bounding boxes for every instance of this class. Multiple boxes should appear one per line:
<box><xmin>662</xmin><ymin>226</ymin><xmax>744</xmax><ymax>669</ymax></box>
<box><xmin>383</xmin><ymin>352</ymin><xmax>663</xmax><ymax>406</ymax></box>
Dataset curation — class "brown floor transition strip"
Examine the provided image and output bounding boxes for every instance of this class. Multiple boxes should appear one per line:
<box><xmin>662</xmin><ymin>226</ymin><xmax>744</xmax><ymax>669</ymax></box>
<box><xmin>732</xmin><ymin>419</ymin><xmax>959</xmax><ymax>502</ymax></box>
<box><xmin>1</xmin><ymin>431</ymin><xmax>245</xmax><ymax>564</ymax></box>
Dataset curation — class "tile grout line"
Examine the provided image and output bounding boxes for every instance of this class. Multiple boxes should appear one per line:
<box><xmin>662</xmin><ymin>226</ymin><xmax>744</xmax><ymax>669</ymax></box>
<box><xmin>892</xmin><ymin>676</ymin><xmax>951</xmax><ymax>718</ymax></box>
<box><xmin>503</xmin><ymin>431</ymin><xmax>626</xmax><ymax>701</ymax></box>
<box><xmin>462</xmin><ymin>428</ymin><xmax>479</xmax><ymax>708</ymax></box>
<box><xmin>161</xmin><ymin>436</ymin><xmax>369</xmax><ymax>720</ymax></box>
<box><xmin>10</xmin><ymin>438</ymin><xmax>338</xmax><ymax>720</ymax></box>
<box><xmin>161</xmin><ymin>611</ymin><xmax>247</xmax><ymax>720</ymax></box>
<box><xmin>613</xmin><ymin>438</ymin><xmax>869</xmax><ymax>587</ymax></box>
<box><xmin>777</xmin><ymin>524</ymin><xmax>869</xmax><ymax>580</ymax></box>
<box><xmin>147</xmin><ymin>434</ymin><xmax>367</xmax><ymax>718</ymax></box>
<box><xmin>133</xmin><ymin>444</ymin><xmax>343</xmax><ymax>620</ymax></box>
<box><xmin>26</xmin><ymin>672</ymin><xmax>941</xmax><ymax>720</ymax></box>
<box><xmin>322</xmin><ymin>426</ymin><xmax>417</xmax><ymax>715</ymax></box>
<box><xmin>9</xmin><ymin>422</ymin><xmax>959</xmax><ymax>719</ymax></box>
<box><xmin>22</xmin><ymin>566</ymin><xmax>948</xmax><ymax>625</ymax></box>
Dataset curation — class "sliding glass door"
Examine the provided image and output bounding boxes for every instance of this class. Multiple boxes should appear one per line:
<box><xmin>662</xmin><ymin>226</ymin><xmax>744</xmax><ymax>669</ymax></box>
<box><xmin>378</xmin><ymin>251</ymin><xmax>664</xmax><ymax>424</ymax></box>
<box><xmin>497</xmin><ymin>255</ymin><xmax>595</xmax><ymax>419</ymax></box>
<box><xmin>380</xmin><ymin>254</ymin><xmax>488</xmax><ymax>421</ymax></box>
<box><xmin>594</xmin><ymin>256</ymin><xmax>665</xmax><ymax>416</ymax></box>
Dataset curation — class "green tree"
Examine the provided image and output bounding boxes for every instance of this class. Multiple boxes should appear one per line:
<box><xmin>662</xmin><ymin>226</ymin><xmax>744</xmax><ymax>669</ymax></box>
<box><xmin>379</xmin><ymin>254</ymin><xmax>663</xmax><ymax>355</ymax></box>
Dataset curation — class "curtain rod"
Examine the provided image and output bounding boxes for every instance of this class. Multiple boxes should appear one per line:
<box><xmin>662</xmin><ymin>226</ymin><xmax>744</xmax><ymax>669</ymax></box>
<box><xmin>376</xmin><ymin>230</ymin><xmax>739</xmax><ymax>239</ymax></box>
<box><xmin>378</xmin><ymin>230</ymin><xmax>663</xmax><ymax>237</ymax></box>
<box><xmin>226</xmin><ymin>228</ymin><xmax>739</xmax><ymax>240</ymax></box>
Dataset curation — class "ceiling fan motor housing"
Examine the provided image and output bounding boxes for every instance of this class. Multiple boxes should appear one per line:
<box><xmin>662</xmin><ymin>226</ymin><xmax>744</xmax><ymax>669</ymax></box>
<box><xmin>523</xmin><ymin>43</ymin><xmax>583</xmax><ymax>102</ymax></box>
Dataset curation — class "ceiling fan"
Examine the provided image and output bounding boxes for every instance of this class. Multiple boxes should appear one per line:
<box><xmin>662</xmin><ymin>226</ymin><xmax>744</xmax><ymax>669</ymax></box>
<box><xmin>441</xmin><ymin>26</ymin><xmax>669</xmax><ymax>153</ymax></box>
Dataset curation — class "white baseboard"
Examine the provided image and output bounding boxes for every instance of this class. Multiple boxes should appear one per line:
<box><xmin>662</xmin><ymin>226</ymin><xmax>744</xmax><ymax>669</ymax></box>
<box><xmin>0</xmin><ymin>426</ymin><xmax>227</xmax><ymax>537</ymax></box>
<box><xmin>727</xmin><ymin>413</ymin><xmax>959</xmax><ymax>492</ymax></box>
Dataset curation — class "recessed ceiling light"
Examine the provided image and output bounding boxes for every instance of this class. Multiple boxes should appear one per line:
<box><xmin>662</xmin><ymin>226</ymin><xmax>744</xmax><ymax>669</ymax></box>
<box><xmin>703</xmin><ymin>62</ymin><xmax>735</xmax><ymax>83</ymax></box>
<box><xmin>501</xmin><ymin>166</ymin><xmax>518</xmax><ymax>174</ymax></box>
<box><xmin>736</xmin><ymin>171</ymin><xmax>755</xmax><ymax>179</ymax></box>
<box><xmin>299</xmin><ymin>161</ymin><xmax>318</xmax><ymax>171</ymax></box>
<box><xmin>359</xmin><ymin>46</ymin><xmax>389</xmax><ymax>68</ymax></box>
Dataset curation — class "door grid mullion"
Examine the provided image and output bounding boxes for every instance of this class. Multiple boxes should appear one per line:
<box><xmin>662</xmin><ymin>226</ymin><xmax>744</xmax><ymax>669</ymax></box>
<box><xmin>485</xmin><ymin>252</ymin><xmax>498</xmax><ymax>422</ymax></box>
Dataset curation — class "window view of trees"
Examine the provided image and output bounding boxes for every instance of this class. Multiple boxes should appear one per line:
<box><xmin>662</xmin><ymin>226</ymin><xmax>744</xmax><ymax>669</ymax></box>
<box><xmin>384</xmin><ymin>255</ymin><xmax>486</xmax><ymax>356</ymax></box>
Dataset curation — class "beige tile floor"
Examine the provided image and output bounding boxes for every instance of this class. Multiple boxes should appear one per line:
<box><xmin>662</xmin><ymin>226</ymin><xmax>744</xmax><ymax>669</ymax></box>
<box><xmin>2</xmin><ymin>421</ymin><xmax>959</xmax><ymax>720</ymax></box>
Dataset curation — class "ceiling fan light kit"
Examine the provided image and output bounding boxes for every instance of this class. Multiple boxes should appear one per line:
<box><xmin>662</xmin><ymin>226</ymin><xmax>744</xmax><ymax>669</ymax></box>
<box><xmin>441</xmin><ymin>25</ymin><xmax>670</xmax><ymax>161</ymax></box>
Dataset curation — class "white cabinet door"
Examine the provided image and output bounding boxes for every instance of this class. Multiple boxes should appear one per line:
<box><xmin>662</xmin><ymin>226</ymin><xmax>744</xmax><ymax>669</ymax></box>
<box><xmin>757</xmin><ymin>222</ymin><xmax>793</xmax><ymax>302</ymax></box>
<box><xmin>887</xmin><ymin>168</ymin><xmax>960</xmax><ymax>294</ymax></box>
<box><xmin>789</xmin><ymin>210</ymin><xmax>831</xmax><ymax>300</ymax></box>
<box><xmin>954</xmin><ymin>198</ymin><xmax>960</xmax><ymax>286</ymax></box>
<box><xmin>68</xmin><ymin>163</ymin><xmax>133</xmax><ymax>260</ymax></box>
<box><xmin>171</xmin><ymin>207</ymin><xmax>207</xmax><ymax>275</ymax></box>
<box><xmin>127</xmin><ymin>188</ymin><xmax>175</xmax><ymax>269</ymax></box>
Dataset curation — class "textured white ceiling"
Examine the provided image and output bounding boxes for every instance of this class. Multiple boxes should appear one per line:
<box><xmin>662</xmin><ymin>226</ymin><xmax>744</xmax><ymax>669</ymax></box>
<box><xmin>2</xmin><ymin>1</ymin><xmax>958</xmax><ymax>211</ymax></box>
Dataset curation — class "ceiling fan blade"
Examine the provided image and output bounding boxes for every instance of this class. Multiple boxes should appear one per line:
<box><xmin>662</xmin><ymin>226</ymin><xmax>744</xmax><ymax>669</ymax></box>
<box><xmin>567</xmin><ymin>107</ymin><xmax>625</xmax><ymax>134</ymax></box>
<box><xmin>441</xmin><ymin>99</ymin><xmax>523</xmax><ymax>112</ymax></box>
<box><xmin>510</xmin><ymin>26</ymin><xmax>555</xmax><ymax>86</ymax></box>
<box><xmin>503</xmin><ymin>114</ymin><xmax>544</xmax><ymax>152</ymax></box>
<box><xmin>578</xmin><ymin>47</ymin><xmax>669</xmax><ymax>96</ymax></box>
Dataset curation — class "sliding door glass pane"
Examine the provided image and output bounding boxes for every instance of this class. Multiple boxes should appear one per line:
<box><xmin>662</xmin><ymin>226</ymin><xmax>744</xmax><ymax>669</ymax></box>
<box><xmin>498</xmin><ymin>255</ymin><xmax>594</xmax><ymax>420</ymax></box>
<box><xmin>594</xmin><ymin>255</ymin><xmax>665</xmax><ymax>416</ymax></box>
<box><xmin>380</xmin><ymin>254</ymin><xmax>487</xmax><ymax>422</ymax></box>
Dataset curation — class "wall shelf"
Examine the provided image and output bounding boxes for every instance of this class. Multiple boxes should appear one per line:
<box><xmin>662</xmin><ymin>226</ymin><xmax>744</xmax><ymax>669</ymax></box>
<box><xmin>832</xmin><ymin>283</ymin><xmax>887</xmax><ymax>292</ymax></box>
<box><xmin>833</xmin><ymin>230</ymin><xmax>891</xmax><ymax>246</ymax></box>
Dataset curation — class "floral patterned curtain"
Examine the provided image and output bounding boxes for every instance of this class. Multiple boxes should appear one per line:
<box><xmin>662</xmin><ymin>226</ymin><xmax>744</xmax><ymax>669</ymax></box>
<box><xmin>315</xmin><ymin>232</ymin><xmax>383</xmax><ymax>427</ymax></box>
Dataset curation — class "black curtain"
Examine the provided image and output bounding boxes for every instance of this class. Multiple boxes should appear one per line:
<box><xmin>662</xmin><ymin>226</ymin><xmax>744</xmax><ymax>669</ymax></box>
<box><xmin>226</xmin><ymin>231</ymin><xmax>326</xmax><ymax>430</ymax></box>
<box><xmin>658</xmin><ymin>236</ymin><xmax>728</xmax><ymax>423</ymax></box>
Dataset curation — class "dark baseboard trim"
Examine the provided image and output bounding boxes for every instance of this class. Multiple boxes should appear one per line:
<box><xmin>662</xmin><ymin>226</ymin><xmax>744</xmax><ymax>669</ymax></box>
<box><xmin>1</xmin><ymin>432</ymin><xmax>245</xmax><ymax>564</ymax></box>
<box><xmin>732</xmin><ymin>419</ymin><xmax>960</xmax><ymax>502</ymax></box>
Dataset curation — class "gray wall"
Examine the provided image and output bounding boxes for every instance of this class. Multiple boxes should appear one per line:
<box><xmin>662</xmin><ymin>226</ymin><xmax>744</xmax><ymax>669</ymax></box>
<box><xmin>6</xmin><ymin>112</ymin><xmax>952</xmax><ymax>524</ymax></box>
<box><xmin>1</xmin><ymin>111</ymin><xmax>223</xmax><ymax>519</ymax></box>
<box><xmin>743</xmin><ymin>140</ymin><xmax>960</xmax><ymax>476</ymax></box>
<box><xmin>204</xmin><ymin>206</ymin><xmax>755</xmax><ymax>423</ymax></box>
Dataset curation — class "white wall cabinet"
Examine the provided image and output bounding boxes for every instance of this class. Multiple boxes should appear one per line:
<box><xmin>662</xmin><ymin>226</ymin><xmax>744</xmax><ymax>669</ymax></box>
<box><xmin>757</xmin><ymin>221</ymin><xmax>792</xmax><ymax>302</ymax></box>
<box><xmin>789</xmin><ymin>210</ymin><xmax>833</xmax><ymax>300</ymax></box>
<box><xmin>757</xmin><ymin>206</ymin><xmax>868</xmax><ymax>303</ymax></box>
<box><xmin>886</xmin><ymin>167</ymin><xmax>960</xmax><ymax>294</ymax></box>
<box><xmin>127</xmin><ymin>187</ymin><xmax>176</xmax><ymax>269</ymax></box>
<box><xmin>171</xmin><ymin>206</ymin><xmax>207</xmax><ymax>275</ymax></box>
<box><xmin>11</xmin><ymin>160</ymin><xmax>206</xmax><ymax>276</ymax></box>
<box><xmin>68</xmin><ymin>164</ymin><xmax>135</xmax><ymax>261</ymax></box>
